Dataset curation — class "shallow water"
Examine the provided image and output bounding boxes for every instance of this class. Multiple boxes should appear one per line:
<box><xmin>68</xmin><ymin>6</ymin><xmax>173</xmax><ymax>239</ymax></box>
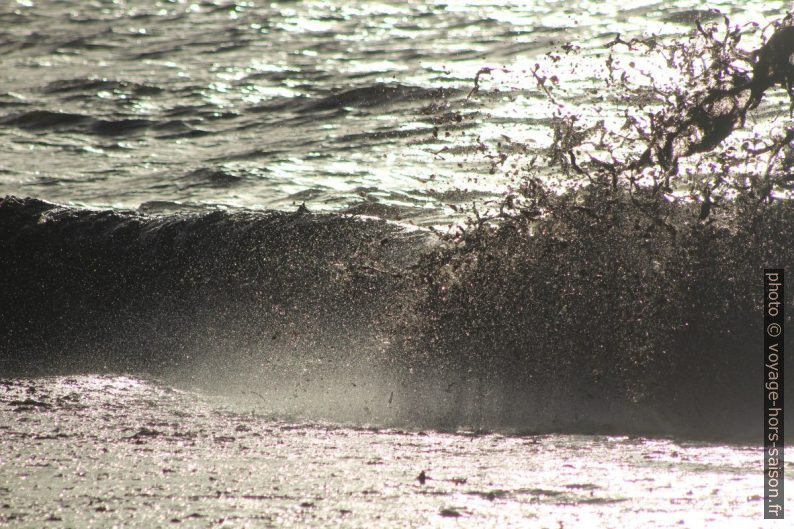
<box><xmin>0</xmin><ymin>375</ymin><xmax>788</xmax><ymax>528</ymax></box>
<box><xmin>0</xmin><ymin>0</ymin><xmax>787</xmax><ymax>224</ymax></box>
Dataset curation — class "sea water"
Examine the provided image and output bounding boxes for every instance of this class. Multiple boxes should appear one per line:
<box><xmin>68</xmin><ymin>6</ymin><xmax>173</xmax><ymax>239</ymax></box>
<box><xmin>1</xmin><ymin>1</ymin><xmax>793</xmax><ymax>527</ymax></box>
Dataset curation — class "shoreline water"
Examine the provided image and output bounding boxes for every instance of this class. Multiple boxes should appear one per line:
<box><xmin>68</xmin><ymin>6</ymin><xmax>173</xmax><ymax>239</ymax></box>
<box><xmin>2</xmin><ymin>374</ymin><xmax>788</xmax><ymax>528</ymax></box>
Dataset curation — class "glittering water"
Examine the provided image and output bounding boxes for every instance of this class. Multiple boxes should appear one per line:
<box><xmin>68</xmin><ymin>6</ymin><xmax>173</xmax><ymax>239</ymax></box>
<box><xmin>0</xmin><ymin>0</ymin><xmax>785</xmax><ymax>224</ymax></box>
<box><xmin>1</xmin><ymin>375</ymin><xmax>789</xmax><ymax>528</ymax></box>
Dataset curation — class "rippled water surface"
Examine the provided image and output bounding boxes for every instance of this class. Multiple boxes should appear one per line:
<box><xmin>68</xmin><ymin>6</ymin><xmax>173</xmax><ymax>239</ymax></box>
<box><xmin>0</xmin><ymin>0</ymin><xmax>786</xmax><ymax>223</ymax></box>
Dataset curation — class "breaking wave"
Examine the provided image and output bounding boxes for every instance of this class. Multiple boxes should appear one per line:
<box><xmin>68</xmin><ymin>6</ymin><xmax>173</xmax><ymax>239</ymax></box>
<box><xmin>1</xmin><ymin>191</ymin><xmax>791</xmax><ymax>440</ymax></box>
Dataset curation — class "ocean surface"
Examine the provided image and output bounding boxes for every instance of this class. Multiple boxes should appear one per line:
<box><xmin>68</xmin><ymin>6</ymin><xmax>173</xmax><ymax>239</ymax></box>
<box><xmin>0</xmin><ymin>0</ymin><xmax>787</xmax><ymax>223</ymax></box>
<box><xmin>2</xmin><ymin>1</ymin><xmax>794</xmax><ymax>527</ymax></box>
